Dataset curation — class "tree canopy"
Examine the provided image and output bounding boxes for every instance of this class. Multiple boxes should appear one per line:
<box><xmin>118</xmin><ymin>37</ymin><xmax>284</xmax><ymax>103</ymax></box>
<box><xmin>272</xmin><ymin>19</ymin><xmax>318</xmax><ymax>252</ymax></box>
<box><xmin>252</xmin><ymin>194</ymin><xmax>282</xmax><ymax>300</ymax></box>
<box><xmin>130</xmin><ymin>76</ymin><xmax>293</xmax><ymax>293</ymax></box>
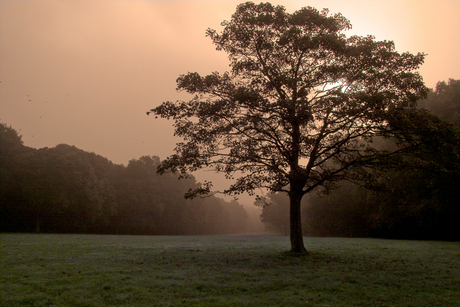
<box><xmin>150</xmin><ymin>2</ymin><xmax>427</xmax><ymax>252</ymax></box>
<box><xmin>257</xmin><ymin>79</ymin><xmax>460</xmax><ymax>241</ymax></box>
<box><xmin>418</xmin><ymin>78</ymin><xmax>460</xmax><ymax>127</ymax></box>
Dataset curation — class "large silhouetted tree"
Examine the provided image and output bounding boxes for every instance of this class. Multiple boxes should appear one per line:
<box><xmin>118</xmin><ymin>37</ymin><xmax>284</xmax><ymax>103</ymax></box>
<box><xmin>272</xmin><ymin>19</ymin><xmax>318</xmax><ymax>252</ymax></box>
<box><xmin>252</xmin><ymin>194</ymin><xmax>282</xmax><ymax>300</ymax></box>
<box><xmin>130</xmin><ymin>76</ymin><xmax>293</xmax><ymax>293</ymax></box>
<box><xmin>149</xmin><ymin>2</ymin><xmax>427</xmax><ymax>252</ymax></box>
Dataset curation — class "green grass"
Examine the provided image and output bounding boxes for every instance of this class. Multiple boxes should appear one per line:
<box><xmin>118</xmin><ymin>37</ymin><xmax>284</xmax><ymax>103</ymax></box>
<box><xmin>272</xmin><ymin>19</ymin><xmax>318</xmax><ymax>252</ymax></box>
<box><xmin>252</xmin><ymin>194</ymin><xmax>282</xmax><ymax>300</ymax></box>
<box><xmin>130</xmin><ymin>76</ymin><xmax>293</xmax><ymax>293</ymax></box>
<box><xmin>1</xmin><ymin>234</ymin><xmax>459</xmax><ymax>306</ymax></box>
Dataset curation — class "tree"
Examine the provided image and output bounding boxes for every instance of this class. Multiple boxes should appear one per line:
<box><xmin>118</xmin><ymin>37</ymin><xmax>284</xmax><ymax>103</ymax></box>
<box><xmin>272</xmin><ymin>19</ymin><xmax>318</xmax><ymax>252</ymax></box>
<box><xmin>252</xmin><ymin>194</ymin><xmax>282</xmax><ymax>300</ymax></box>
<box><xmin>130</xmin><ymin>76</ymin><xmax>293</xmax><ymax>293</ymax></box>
<box><xmin>0</xmin><ymin>123</ymin><xmax>31</xmax><ymax>232</ymax></box>
<box><xmin>0</xmin><ymin>124</ymin><xmax>25</xmax><ymax>166</ymax></box>
<box><xmin>257</xmin><ymin>192</ymin><xmax>291</xmax><ymax>235</ymax></box>
<box><xmin>149</xmin><ymin>2</ymin><xmax>427</xmax><ymax>253</ymax></box>
<box><xmin>112</xmin><ymin>155</ymin><xmax>249</xmax><ymax>235</ymax></box>
<box><xmin>373</xmin><ymin>99</ymin><xmax>460</xmax><ymax>240</ymax></box>
<box><xmin>418</xmin><ymin>79</ymin><xmax>460</xmax><ymax>127</ymax></box>
<box><xmin>0</xmin><ymin>137</ymin><xmax>119</xmax><ymax>233</ymax></box>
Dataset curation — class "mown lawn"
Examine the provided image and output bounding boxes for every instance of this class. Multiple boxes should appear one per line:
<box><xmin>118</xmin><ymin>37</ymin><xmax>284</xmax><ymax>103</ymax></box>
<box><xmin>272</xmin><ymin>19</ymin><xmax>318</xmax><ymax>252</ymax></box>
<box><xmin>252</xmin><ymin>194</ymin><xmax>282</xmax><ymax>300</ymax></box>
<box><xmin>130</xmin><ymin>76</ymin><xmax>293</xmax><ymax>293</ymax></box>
<box><xmin>1</xmin><ymin>234</ymin><xmax>459</xmax><ymax>306</ymax></box>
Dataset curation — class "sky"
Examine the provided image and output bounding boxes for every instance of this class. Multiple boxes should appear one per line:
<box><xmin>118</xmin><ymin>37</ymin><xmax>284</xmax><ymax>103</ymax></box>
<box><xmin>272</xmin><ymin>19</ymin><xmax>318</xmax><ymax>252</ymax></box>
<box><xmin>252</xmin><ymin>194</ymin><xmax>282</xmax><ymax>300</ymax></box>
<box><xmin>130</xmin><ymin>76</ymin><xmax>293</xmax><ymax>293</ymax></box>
<box><xmin>1</xmin><ymin>0</ymin><xmax>459</xmax><ymax>204</ymax></box>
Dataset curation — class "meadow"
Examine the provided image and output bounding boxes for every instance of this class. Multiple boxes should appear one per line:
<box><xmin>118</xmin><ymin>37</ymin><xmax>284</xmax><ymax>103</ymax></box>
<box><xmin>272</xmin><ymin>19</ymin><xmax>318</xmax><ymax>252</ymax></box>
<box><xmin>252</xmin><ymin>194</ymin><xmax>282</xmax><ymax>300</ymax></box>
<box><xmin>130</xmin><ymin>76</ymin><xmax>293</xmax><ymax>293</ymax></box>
<box><xmin>1</xmin><ymin>233</ymin><xmax>459</xmax><ymax>306</ymax></box>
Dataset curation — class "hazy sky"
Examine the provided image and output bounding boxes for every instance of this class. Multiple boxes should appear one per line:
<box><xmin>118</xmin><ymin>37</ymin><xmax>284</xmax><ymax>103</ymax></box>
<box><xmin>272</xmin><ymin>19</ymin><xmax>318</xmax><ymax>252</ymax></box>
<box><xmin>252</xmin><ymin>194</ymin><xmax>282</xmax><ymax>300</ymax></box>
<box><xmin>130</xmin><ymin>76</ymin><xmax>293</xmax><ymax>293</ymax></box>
<box><xmin>1</xmin><ymin>0</ymin><xmax>459</xmax><ymax>202</ymax></box>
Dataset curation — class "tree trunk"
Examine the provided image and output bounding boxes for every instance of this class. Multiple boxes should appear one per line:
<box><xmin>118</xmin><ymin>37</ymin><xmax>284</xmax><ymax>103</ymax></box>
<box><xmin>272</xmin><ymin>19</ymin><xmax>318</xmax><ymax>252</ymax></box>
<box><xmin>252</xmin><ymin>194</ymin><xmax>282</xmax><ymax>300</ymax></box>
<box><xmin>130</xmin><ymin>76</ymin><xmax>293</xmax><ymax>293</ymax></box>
<box><xmin>289</xmin><ymin>120</ymin><xmax>307</xmax><ymax>253</ymax></box>
<box><xmin>289</xmin><ymin>191</ymin><xmax>307</xmax><ymax>253</ymax></box>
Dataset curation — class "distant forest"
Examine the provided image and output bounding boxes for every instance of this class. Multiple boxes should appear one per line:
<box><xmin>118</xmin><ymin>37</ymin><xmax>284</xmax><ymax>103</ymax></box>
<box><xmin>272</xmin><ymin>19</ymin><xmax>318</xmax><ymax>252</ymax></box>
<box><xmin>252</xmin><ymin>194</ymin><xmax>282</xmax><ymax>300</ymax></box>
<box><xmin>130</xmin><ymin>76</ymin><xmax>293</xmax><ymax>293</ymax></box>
<box><xmin>0</xmin><ymin>132</ymin><xmax>250</xmax><ymax>235</ymax></box>
<box><xmin>1</xmin><ymin>79</ymin><xmax>459</xmax><ymax>240</ymax></box>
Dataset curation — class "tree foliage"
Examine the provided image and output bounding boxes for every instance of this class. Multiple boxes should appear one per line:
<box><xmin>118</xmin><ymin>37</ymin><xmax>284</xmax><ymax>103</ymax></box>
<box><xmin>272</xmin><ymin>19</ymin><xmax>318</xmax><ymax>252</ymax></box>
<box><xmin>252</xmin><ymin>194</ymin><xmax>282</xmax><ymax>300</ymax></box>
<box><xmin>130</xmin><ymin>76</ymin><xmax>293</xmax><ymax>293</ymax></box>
<box><xmin>258</xmin><ymin>79</ymin><xmax>460</xmax><ymax>241</ymax></box>
<box><xmin>150</xmin><ymin>2</ymin><xmax>427</xmax><ymax>252</ymax></box>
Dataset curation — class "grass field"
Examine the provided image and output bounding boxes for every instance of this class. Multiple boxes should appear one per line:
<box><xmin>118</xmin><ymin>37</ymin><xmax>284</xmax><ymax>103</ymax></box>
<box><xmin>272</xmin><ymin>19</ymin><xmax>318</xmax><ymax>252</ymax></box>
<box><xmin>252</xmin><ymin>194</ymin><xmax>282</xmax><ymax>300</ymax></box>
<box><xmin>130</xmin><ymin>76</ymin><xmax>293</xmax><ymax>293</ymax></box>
<box><xmin>1</xmin><ymin>234</ymin><xmax>459</xmax><ymax>306</ymax></box>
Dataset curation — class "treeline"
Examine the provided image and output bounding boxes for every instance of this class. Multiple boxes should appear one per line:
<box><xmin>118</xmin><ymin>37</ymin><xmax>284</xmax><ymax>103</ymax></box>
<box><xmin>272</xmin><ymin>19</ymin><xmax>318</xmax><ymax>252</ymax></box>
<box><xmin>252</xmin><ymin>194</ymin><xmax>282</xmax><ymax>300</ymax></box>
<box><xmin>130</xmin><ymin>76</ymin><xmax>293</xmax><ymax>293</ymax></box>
<box><xmin>2</xmin><ymin>79</ymin><xmax>459</xmax><ymax>239</ymax></box>
<box><xmin>0</xmin><ymin>132</ymin><xmax>249</xmax><ymax>235</ymax></box>
<box><xmin>259</xmin><ymin>79</ymin><xmax>460</xmax><ymax>241</ymax></box>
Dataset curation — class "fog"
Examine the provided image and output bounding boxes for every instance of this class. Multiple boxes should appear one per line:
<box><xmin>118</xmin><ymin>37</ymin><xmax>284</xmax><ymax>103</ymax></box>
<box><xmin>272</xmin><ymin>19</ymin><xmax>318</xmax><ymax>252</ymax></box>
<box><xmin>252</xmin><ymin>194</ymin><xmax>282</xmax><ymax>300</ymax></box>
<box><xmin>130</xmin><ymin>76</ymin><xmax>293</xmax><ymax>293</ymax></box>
<box><xmin>1</xmin><ymin>0</ymin><xmax>459</xmax><ymax>205</ymax></box>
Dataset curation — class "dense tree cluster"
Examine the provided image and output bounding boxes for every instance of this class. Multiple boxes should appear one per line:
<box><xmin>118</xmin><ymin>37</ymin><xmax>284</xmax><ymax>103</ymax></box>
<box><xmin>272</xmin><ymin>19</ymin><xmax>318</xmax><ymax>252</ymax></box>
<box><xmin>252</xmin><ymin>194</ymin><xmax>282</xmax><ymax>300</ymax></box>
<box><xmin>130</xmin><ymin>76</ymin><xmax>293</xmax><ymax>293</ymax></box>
<box><xmin>0</xmin><ymin>126</ymin><xmax>249</xmax><ymax>235</ymax></box>
<box><xmin>258</xmin><ymin>79</ymin><xmax>460</xmax><ymax>241</ymax></box>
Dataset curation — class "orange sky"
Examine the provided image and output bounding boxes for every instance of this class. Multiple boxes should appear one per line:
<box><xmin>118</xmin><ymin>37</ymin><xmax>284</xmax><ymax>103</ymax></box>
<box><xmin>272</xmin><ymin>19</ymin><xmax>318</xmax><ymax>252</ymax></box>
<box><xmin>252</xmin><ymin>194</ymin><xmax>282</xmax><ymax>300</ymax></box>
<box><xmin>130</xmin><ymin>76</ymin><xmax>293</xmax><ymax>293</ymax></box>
<box><xmin>1</xmin><ymin>0</ymin><xmax>459</xmax><ymax>202</ymax></box>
